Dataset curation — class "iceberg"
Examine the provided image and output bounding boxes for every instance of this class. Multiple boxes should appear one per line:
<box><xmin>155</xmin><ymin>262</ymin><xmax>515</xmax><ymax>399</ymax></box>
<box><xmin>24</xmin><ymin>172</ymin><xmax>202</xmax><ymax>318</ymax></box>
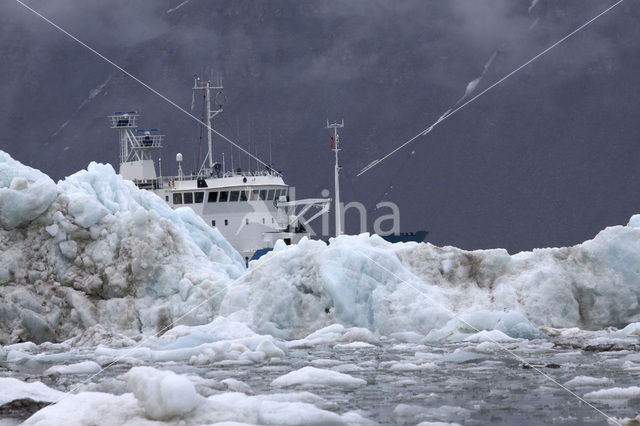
<box><xmin>3</xmin><ymin>148</ymin><xmax>640</xmax><ymax>346</ymax></box>
<box><xmin>0</xmin><ymin>151</ymin><xmax>244</xmax><ymax>344</ymax></box>
<box><xmin>221</xmin><ymin>222</ymin><xmax>640</xmax><ymax>338</ymax></box>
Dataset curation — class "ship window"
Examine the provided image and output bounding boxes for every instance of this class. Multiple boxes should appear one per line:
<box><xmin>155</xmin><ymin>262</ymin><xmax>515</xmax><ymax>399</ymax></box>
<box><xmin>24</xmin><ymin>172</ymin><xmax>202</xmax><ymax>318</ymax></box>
<box><xmin>219</xmin><ymin>191</ymin><xmax>229</xmax><ymax>202</ymax></box>
<box><xmin>240</xmin><ymin>191</ymin><xmax>248</xmax><ymax>202</ymax></box>
<box><xmin>253</xmin><ymin>190</ymin><xmax>262</xmax><ymax>200</ymax></box>
<box><xmin>211</xmin><ymin>220</ymin><xmax>216</xmax><ymax>227</ymax></box>
<box><xmin>229</xmin><ymin>191</ymin><xmax>240</xmax><ymax>202</ymax></box>
<box><xmin>208</xmin><ymin>191</ymin><xmax>218</xmax><ymax>202</ymax></box>
<box><xmin>267</xmin><ymin>189</ymin><xmax>275</xmax><ymax>200</ymax></box>
<box><xmin>184</xmin><ymin>192</ymin><xmax>193</xmax><ymax>204</ymax></box>
<box><xmin>245</xmin><ymin>218</ymin><xmax>249</xmax><ymax>225</ymax></box>
<box><xmin>194</xmin><ymin>192</ymin><xmax>204</xmax><ymax>203</ymax></box>
<box><xmin>165</xmin><ymin>196</ymin><xmax>169</xmax><ymax>202</ymax></box>
<box><xmin>260</xmin><ymin>189</ymin><xmax>267</xmax><ymax>200</ymax></box>
<box><xmin>224</xmin><ymin>219</ymin><xmax>228</xmax><ymax>226</ymax></box>
<box><xmin>173</xmin><ymin>193</ymin><xmax>183</xmax><ymax>204</ymax></box>
<box><xmin>281</xmin><ymin>188</ymin><xmax>288</xmax><ymax>197</ymax></box>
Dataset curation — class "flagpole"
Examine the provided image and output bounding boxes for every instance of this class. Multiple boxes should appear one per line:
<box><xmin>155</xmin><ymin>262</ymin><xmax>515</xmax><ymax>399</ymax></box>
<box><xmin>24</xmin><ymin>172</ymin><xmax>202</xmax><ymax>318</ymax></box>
<box><xmin>327</xmin><ymin>119</ymin><xmax>344</xmax><ymax>236</ymax></box>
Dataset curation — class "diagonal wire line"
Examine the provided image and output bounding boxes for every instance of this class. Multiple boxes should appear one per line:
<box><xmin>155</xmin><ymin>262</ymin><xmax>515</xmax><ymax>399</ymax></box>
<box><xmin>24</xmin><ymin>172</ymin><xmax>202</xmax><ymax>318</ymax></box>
<box><xmin>358</xmin><ymin>0</ymin><xmax>625</xmax><ymax>176</ymax></box>
<box><xmin>358</xmin><ymin>250</ymin><xmax>621</xmax><ymax>425</ymax></box>
<box><xmin>13</xmin><ymin>0</ymin><xmax>274</xmax><ymax>173</ymax></box>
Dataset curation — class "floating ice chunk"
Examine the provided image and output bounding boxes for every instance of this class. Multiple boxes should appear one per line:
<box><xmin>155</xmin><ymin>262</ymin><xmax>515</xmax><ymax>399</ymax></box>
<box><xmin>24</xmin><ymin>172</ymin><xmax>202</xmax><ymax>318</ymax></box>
<box><xmin>390</xmin><ymin>331</ymin><xmax>425</xmax><ymax>343</ymax></box>
<box><xmin>256</xmin><ymin>339</ymin><xmax>286</xmax><ymax>358</ymax></box>
<box><xmin>0</xmin><ymin>378</ymin><xmax>64</xmax><ymax>406</ymax></box>
<box><xmin>310</xmin><ymin>358</ymin><xmax>342</xmax><ymax>368</ymax></box>
<box><xmin>463</xmin><ymin>329</ymin><xmax>517</xmax><ymax>343</ymax></box>
<box><xmin>334</xmin><ymin>342</ymin><xmax>375</xmax><ymax>349</ymax></box>
<box><xmin>201</xmin><ymin>392</ymin><xmax>369</xmax><ymax>425</ymax></box>
<box><xmin>25</xmin><ymin>385</ymin><xmax>367</xmax><ymax>425</ymax></box>
<box><xmin>473</xmin><ymin>341</ymin><xmax>504</xmax><ymax>353</ymax></box>
<box><xmin>44</xmin><ymin>361</ymin><xmax>101</xmax><ymax>376</ymax></box>
<box><xmin>287</xmin><ymin>324</ymin><xmax>346</xmax><ymax>348</ymax></box>
<box><xmin>271</xmin><ymin>366</ymin><xmax>366</xmax><ymax>387</ymax></box>
<box><xmin>23</xmin><ymin>392</ymin><xmax>139</xmax><ymax>425</ymax></box>
<box><xmin>331</xmin><ymin>363</ymin><xmax>364</xmax><ymax>373</ymax></box>
<box><xmin>618</xmin><ymin>322</ymin><xmax>640</xmax><ymax>337</ymax></box>
<box><xmin>564</xmin><ymin>376</ymin><xmax>613</xmax><ymax>387</ymax></box>
<box><xmin>442</xmin><ymin>349</ymin><xmax>488</xmax><ymax>363</ymax></box>
<box><xmin>257</xmin><ymin>400</ymin><xmax>367</xmax><ymax>425</ymax></box>
<box><xmin>389</xmin><ymin>362</ymin><xmax>437</xmax><ymax>371</ymax></box>
<box><xmin>125</xmin><ymin>366</ymin><xmax>200</xmax><ymax>420</ymax></box>
<box><xmin>394</xmin><ymin>404</ymin><xmax>463</xmax><ymax>425</ymax></box>
<box><xmin>221</xmin><ymin>378</ymin><xmax>253</xmax><ymax>394</ymax></box>
<box><xmin>584</xmin><ymin>386</ymin><xmax>640</xmax><ymax>400</ymax></box>
<box><xmin>4</xmin><ymin>341</ymin><xmax>38</xmax><ymax>352</ymax></box>
<box><xmin>339</xmin><ymin>327</ymin><xmax>379</xmax><ymax>344</ymax></box>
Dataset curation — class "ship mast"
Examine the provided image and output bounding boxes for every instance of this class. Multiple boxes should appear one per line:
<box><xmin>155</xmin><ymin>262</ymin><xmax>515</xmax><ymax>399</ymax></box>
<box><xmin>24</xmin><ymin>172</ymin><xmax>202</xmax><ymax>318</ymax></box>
<box><xmin>193</xmin><ymin>74</ymin><xmax>223</xmax><ymax>175</ymax></box>
<box><xmin>327</xmin><ymin>119</ymin><xmax>344</xmax><ymax>236</ymax></box>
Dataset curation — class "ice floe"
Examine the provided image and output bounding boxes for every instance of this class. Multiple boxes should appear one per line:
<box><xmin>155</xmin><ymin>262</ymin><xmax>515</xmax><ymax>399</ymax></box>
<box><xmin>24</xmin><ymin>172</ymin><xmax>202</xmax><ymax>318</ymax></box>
<box><xmin>271</xmin><ymin>366</ymin><xmax>367</xmax><ymax>388</ymax></box>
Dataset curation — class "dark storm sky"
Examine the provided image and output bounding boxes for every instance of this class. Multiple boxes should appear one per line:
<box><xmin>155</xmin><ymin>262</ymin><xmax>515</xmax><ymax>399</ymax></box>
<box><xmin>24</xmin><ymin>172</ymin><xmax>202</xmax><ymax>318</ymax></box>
<box><xmin>1</xmin><ymin>0</ymin><xmax>639</xmax><ymax>253</ymax></box>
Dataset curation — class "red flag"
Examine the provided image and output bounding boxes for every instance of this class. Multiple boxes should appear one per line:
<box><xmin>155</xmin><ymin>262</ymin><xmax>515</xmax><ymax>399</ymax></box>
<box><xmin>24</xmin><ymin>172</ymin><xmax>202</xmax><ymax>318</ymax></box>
<box><xmin>330</xmin><ymin>136</ymin><xmax>334</xmax><ymax>150</ymax></box>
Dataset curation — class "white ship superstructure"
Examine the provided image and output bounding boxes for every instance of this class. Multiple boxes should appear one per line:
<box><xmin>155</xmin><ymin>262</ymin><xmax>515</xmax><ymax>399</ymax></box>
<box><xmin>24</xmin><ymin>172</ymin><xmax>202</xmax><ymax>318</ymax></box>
<box><xmin>109</xmin><ymin>76</ymin><xmax>330</xmax><ymax>262</ymax></box>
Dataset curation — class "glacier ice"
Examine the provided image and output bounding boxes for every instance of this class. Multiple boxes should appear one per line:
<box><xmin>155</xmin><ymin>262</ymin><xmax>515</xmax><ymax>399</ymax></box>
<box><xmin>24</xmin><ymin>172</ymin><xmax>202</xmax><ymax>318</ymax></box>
<box><xmin>221</xmin><ymin>222</ymin><xmax>640</xmax><ymax>339</ymax></box>
<box><xmin>3</xmin><ymin>148</ymin><xmax>640</xmax><ymax>349</ymax></box>
<box><xmin>0</xmin><ymin>152</ymin><xmax>244</xmax><ymax>344</ymax></box>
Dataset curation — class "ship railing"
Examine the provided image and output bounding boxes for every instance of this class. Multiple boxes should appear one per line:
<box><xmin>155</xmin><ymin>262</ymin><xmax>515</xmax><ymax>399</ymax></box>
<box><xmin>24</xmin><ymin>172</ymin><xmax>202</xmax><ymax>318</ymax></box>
<box><xmin>220</xmin><ymin>169</ymin><xmax>281</xmax><ymax>178</ymax></box>
<box><xmin>159</xmin><ymin>169</ymin><xmax>281</xmax><ymax>183</ymax></box>
<box><xmin>133</xmin><ymin>134</ymin><xmax>163</xmax><ymax>149</ymax></box>
<box><xmin>108</xmin><ymin>112</ymin><xmax>139</xmax><ymax>128</ymax></box>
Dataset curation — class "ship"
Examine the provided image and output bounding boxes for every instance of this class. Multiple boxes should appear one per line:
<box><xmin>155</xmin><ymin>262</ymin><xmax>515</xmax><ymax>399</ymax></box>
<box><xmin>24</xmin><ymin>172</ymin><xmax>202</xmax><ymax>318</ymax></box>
<box><xmin>109</xmin><ymin>75</ymin><xmax>426</xmax><ymax>262</ymax></box>
<box><xmin>109</xmin><ymin>75</ymin><xmax>331</xmax><ymax>263</ymax></box>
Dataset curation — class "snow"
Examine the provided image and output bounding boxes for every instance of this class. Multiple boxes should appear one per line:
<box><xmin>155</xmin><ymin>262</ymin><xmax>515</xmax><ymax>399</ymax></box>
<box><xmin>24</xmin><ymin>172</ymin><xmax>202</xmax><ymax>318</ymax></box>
<box><xmin>271</xmin><ymin>366</ymin><xmax>367</xmax><ymax>387</ymax></box>
<box><xmin>0</xmin><ymin>377</ymin><xmax>64</xmax><ymax>405</ymax></box>
<box><xmin>44</xmin><ymin>360</ymin><xmax>101</xmax><ymax>375</ymax></box>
